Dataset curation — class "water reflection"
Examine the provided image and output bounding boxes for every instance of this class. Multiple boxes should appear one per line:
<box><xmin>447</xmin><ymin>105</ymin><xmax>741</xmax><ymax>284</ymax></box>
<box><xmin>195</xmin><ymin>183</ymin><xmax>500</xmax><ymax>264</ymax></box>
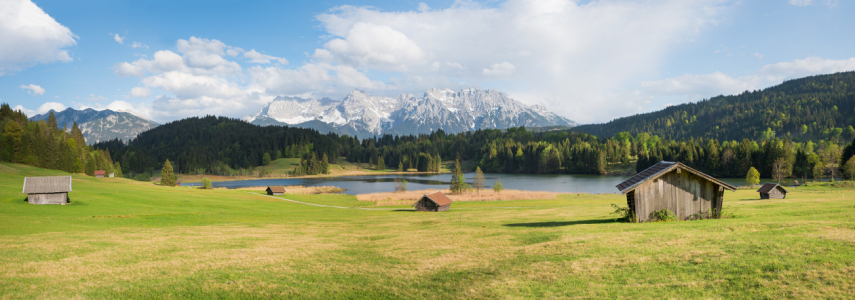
<box><xmin>183</xmin><ymin>173</ymin><xmax>820</xmax><ymax>195</ymax></box>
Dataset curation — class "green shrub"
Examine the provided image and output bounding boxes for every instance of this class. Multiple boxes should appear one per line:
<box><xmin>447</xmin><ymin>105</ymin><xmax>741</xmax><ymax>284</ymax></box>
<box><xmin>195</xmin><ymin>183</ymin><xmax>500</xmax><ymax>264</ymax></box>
<box><xmin>201</xmin><ymin>178</ymin><xmax>212</xmax><ymax>189</ymax></box>
<box><xmin>132</xmin><ymin>172</ymin><xmax>151</xmax><ymax>182</ymax></box>
<box><xmin>610</xmin><ymin>203</ymin><xmax>637</xmax><ymax>223</ymax></box>
<box><xmin>651</xmin><ymin>209</ymin><xmax>677</xmax><ymax>222</ymax></box>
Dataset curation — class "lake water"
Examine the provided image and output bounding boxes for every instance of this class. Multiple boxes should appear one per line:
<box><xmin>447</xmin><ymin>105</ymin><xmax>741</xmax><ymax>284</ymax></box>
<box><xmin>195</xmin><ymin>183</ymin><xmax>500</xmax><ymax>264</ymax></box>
<box><xmin>182</xmin><ymin>173</ymin><xmax>808</xmax><ymax>195</ymax></box>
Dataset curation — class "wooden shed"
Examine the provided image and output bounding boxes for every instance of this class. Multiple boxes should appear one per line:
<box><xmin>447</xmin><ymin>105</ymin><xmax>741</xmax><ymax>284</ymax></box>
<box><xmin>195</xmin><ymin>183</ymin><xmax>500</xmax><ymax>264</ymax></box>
<box><xmin>615</xmin><ymin>161</ymin><xmax>736</xmax><ymax>222</ymax></box>
<box><xmin>94</xmin><ymin>170</ymin><xmax>106</xmax><ymax>178</ymax></box>
<box><xmin>757</xmin><ymin>183</ymin><xmax>787</xmax><ymax>199</ymax></box>
<box><xmin>22</xmin><ymin>176</ymin><xmax>72</xmax><ymax>205</ymax></box>
<box><xmin>413</xmin><ymin>191</ymin><xmax>452</xmax><ymax>212</ymax></box>
<box><xmin>266</xmin><ymin>186</ymin><xmax>285</xmax><ymax>195</ymax></box>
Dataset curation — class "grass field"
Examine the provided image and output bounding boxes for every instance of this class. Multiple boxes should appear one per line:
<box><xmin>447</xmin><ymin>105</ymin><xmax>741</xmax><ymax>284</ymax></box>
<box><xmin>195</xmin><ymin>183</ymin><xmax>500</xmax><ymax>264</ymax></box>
<box><xmin>1</xmin><ymin>162</ymin><xmax>854</xmax><ymax>299</ymax></box>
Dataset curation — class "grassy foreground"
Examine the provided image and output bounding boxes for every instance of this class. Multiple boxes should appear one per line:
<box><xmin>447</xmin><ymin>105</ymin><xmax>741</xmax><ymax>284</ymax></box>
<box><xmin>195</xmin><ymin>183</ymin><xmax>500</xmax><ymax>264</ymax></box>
<box><xmin>1</xmin><ymin>162</ymin><xmax>854</xmax><ymax>299</ymax></box>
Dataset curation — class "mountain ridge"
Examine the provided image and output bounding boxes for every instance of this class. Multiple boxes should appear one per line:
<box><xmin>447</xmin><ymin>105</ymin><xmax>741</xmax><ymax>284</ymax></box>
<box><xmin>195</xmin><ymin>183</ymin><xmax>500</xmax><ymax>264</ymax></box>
<box><xmin>243</xmin><ymin>88</ymin><xmax>576</xmax><ymax>138</ymax></box>
<box><xmin>29</xmin><ymin>108</ymin><xmax>159</xmax><ymax>144</ymax></box>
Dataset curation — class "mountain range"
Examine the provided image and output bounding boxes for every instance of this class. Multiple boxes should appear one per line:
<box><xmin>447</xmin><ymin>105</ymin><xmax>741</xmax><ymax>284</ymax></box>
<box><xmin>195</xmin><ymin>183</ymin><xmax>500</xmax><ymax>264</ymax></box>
<box><xmin>29</xmin><ymin>108</ymin><xmax>159</xmax><ymax>144</ymax></box>
<box><xmin>243</xmin><ymin>88</ymin><xmax>576</xmax><ymax>138</ymax></box>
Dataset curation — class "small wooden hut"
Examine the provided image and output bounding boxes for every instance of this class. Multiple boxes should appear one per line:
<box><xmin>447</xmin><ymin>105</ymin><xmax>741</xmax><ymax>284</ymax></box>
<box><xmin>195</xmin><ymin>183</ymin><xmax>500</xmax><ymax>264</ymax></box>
<box><xmin>413</xmin><ymin>191</ymin><xmax>452</xmax><ymax>212</ymax></box>
<box><xmin>757</xmin><ymin>183</ymin><xmax>787</xmax><ymax>199</ymax></box>
<box><xmin>22</xmin><ymin>176</ymin><xmax>72</xmax><ymax>205</ymax></box>
<box><xmin>616</xmin><ymin>161</ymin><xmax>736</xmax><ymax>221</ymax></box>
<box><xmin>94</xmin><ymin>170</ymin><xmax>106</xmax><ymax>178</ymax></box>
<box><xmin>109</xmin><ymin>173</ymin><xmax>115</xmax><ymax>178</ymax></box>
<box><xmin>266</xmin><ymin>186</ymin><xmax>285</xmax><ymax>195</ymax></box>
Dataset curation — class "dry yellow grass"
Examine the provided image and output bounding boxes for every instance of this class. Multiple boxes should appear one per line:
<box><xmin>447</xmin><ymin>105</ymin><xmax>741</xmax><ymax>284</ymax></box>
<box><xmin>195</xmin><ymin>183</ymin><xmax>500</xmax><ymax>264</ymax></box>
<box><xmin>356</xmin><ymin>189</ymin><xmax>559</xmax><ymax>206</ymax></box>
<box><xmin>226</xmin><ymin>185</ymin><xmax>345</xmax><ymax>194</ymax></box>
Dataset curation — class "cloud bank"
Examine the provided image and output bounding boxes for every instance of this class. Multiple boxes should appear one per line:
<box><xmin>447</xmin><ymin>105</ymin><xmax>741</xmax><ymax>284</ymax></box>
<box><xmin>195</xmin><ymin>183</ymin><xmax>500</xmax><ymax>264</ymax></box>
<box><xmin>0</xmin><ymin>0</ymin><xmax>76</xmax><ymax>75</ymax></box>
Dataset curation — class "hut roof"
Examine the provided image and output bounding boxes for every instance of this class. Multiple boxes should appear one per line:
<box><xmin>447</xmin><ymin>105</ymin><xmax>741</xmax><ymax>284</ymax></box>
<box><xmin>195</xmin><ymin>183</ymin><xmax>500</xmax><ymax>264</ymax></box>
<box><xmin>422</xmin><ymin>191</ymin><xmax>452</xmax><ymax>206</ymax></box>
<box><xmin>757</xmin><ymin>182</ymin><xmax>787</xmax><ymax>193</ymax></box>
<box><xmin>22</xmin><ymin>176</ymin><xmax>73</xmax><ymax>194</ymax></box>
<box><xmin>267</xmin><ymin>186</ymin><xmax>286</xmax><ymax>193</ymax></box>
<box><xmin>94</xmin><ymin>170</ymin><xmax>106</xmax><ymax>176</ymax></box>
<box><xmin>616</xmin><ymin>161</ymin><xmax>736</xmax><ymax>194</ymax></box>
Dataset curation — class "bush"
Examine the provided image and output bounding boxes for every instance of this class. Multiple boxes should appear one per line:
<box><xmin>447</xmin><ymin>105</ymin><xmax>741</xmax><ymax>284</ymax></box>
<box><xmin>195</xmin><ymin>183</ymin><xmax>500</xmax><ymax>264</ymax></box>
<box><xmin>132</xmin><ymin>172</ymin><xmax>151</xmax><ymax>182</ymax></box>
<box><xmin>610</xmin><ymin>203</ymin><xmax>637</xmax><ymax>223</ymax></box>
<box><xmin>651</xmin><ymin>209</ymin><xmax>677</xmax><ymax>222</ymax></box>
<box><xmin>201</xmin><ymin>178</ymin><xmax>212</xmax><ymax>189</ymax></box>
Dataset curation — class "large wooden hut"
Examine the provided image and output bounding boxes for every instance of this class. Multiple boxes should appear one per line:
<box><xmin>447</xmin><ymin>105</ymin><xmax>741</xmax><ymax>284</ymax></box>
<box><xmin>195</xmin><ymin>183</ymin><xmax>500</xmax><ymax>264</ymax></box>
<box><xmin>94</xmin><ymin>170</ymin><xmax>106</xmax><ymax>178</ymax></box>
<box><xmin>266</xmin><ymin>186</ymin><xmax>285</xmax><ymax>195</ymax></box>
<box><xmin>757</xmin><ymin>183</ymin><xmax>787</xmax><ymax>199</ymax></box>
<box><xmin>615</xmin><ymin>161</ymin><xmax>736</xmax><ymax>221</ymax></box>
<box><xmin>22</xmin><ymin>176</ymin><xmax>72</xmax><ymax>205</ymax></box>
<box><xmin>414</xmin><ymin>191</ymin><xmax>452</xmax><ymax>212</ymax></box>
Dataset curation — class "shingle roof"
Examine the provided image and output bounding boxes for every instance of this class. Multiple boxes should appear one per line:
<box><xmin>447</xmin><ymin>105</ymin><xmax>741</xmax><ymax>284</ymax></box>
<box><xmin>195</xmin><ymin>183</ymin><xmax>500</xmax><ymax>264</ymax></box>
<box><xmin>615</xmin><ymin>161</ymin><xmax>736</xmax><ymax>194</ymax></box>
<box><xmin>267</xmin><ymin>186</ymin><xmax>286</xmax><ymax>193</ymax></box>
<box><xmin>423</xmin><ymin>191</ymin><xmax>452</xmax><ymax>206</ymax></box>
<box><xmin>94</xmin><ymin>170</ymin><xmax>106</xmax><ymax>176</ymax></box>
<box><xmin>757</xmin><ymin>182</ymin><xmax>787</xmax><ymax>193</ymax></box>
<box><xmin>22</xmin><ymin>176</ymin><xmax>72</xmax><ymax>194</ymax></box>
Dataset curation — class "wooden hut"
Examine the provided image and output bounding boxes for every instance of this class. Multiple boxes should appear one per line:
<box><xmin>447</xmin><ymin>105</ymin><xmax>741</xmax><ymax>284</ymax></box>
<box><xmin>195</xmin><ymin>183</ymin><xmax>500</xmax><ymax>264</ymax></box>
<box><xmin>94</xmin><ymin>170</ymin><xmax>106</xmax><ymax>178</ymax></box>
<box><xmin>615</xmin><ymin>161</ymin><xmax>736</xmax><ymax>221</ymax></box>
<box><xmin>413</xmin><ymin>191</ymin><xmax>452</xmax><ymax>212</ymax></box>
<box><xmin>757</xmin><ymin>183</ymin><xmax>787</xmax><ymax>199</ymax></box>
<box><xmin>109</xmin><ymin>173</ymin><xmax>115</xmax><ymax>178</ymax></box>
<box><xmin>266</xmin><ymin>186</ymin><xmax>285</xmax><ymax>195</ymax></box>
<box><xmin>22</xmin><ymin>176</ymin><xmax>72</xmax><ymax>205</ymax></box>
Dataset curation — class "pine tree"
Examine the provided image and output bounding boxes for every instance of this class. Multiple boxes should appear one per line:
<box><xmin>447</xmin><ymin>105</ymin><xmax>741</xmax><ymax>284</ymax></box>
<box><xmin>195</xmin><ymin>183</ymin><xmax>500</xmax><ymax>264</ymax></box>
<box><xmin>450</xmin><ymin>159</ymin><xmax>465</xmax><ymax>194</ymax></box>
<box><xmin>397</xmin><ymin>161</ymin><xmax>403</xmax><ymax>172</ymax></box>
<box><xmin>85</xmin><ymin>157</ymin><xmax>96</xmax><ymax>176</ymax></box>
<box><xmin>493</xmin><ymin>177</ymin><xmax>504</xmax><ymax>194</ymax></box>
<box><xmin>161</xmin><ymin>159</ymin><xmax>176</xmax><ymax>187</ymax></box>
<box><xmin>434</xmin><ymin>154</ymin><xmax>441</xmax><ymax>173</ymax></box>
<box><xmin>377</xmin><ymin>156</ymin><xmax>385</xmax><ymax>170</ymax></box>
<box><xmin>114</xmin><ymin>161</ymin><xmax>123</xmax><ymax>178</ymax></box>
<box><xmin>262</xmin><ymin>153</ymin><xmax>271</xmax><ymax>166</ymax></box>
<box><xmin>473</xmin><ymin>166</ymin><xmax>486</xmax><ymax>193</ymax></box>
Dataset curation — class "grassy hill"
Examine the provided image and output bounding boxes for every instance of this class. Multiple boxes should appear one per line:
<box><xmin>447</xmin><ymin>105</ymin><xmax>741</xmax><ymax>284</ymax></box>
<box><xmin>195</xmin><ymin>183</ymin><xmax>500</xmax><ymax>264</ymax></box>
<box><xmin>1</xmin><ymin>162</ymin><xmax>854</xmax><ymax>298</ymax></box>
<box><xmin>572</xmin><ymin>71</ymin><xmax>855</xmax><ymax>141</ymax></box>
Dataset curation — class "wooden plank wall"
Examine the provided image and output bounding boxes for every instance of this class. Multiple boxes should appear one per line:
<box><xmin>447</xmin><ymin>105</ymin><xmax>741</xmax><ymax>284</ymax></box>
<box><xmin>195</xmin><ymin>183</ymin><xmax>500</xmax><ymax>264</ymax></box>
<box><xmin>27</xmin><ymin>193</ymin><xmax>67</xmax><ymax>205</ymax></box>
<box><xmin>634</xmin><ymin>169</ymin><xmax>719</xmax><ymax>221</ymax></box>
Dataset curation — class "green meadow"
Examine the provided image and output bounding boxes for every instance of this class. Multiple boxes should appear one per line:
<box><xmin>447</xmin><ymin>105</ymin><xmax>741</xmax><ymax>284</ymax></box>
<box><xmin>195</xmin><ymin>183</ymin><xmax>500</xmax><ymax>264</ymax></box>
<box><xmin>1</xmin><ymin>162</ymin><xmax>854</xmax><ymax>299</ymax></box>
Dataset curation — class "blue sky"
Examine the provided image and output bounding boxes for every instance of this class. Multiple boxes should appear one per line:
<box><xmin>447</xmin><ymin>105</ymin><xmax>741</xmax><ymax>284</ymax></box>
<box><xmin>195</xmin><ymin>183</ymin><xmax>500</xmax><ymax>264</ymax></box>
<box><xmin>1</xmin><ymin>0</ymin><xmax>854</xmax><ymax>124</ymax></box>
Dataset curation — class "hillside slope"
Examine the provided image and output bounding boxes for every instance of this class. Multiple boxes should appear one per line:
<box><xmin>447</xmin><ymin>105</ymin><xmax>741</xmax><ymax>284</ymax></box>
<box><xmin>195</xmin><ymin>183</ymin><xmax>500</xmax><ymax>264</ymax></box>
<box><xmin>572</xmin><ymin>72</ymin><xmax>855</xmax><ymax>141</ymax></box>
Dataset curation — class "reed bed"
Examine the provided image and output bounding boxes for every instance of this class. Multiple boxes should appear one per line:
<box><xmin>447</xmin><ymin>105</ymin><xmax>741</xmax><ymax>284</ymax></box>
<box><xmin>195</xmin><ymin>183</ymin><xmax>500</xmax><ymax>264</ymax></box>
<box><xmin>225</xmin><ymin>185</ymin><xmax>345</xmax><ymax>194</ymax></box>
<box><xmin>356</xmin><ymin>189</ymin><xmax>559</xmax><ymax>206</ymax></box>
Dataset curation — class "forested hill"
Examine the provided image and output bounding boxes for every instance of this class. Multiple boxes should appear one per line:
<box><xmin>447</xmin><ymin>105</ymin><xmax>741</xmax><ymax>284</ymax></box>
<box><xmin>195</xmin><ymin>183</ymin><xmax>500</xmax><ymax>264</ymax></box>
<box><xmin>572</xmin><ymin>71</ymin><xmax>855</xmax><ymax>141</ymax></box>
<box><xmin>100</xmin><ymin>116</ymin><xmax>345</xmax><ymax>175</ymax></box>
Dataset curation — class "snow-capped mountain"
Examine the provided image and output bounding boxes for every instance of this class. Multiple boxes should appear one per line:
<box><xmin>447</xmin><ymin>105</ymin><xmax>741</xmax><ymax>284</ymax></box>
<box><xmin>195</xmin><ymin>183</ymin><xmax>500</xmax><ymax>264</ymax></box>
<box><xmin>243</xmin><ymin>88</ymin><xmax>575</xmax><ymax>138</ymax></box>
<box><xmin>29</xmin><ymin>108</ymin><xmax>159</xmax><ymax>144</ymax></box>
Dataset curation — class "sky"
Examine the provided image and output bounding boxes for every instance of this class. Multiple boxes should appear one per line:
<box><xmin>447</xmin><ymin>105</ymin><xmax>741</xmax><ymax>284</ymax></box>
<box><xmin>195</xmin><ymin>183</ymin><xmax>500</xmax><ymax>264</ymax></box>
<box><xmin>1</xmin><ymin>0</ymin><xmax>854</xmax><ymax>125</ymax></box>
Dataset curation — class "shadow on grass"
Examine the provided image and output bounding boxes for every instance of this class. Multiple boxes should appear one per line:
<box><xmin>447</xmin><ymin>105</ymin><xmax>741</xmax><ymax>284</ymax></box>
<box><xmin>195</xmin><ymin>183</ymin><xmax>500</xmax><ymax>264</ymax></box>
<box><xmin>392</xmin><ymin>209</ymin><xmax>415</xmax><ymax>212</ymax></box>
<box><xmin>503</xmin><ymin>219</ymin><xmax>618</xmax><ymax>227</ymax></box>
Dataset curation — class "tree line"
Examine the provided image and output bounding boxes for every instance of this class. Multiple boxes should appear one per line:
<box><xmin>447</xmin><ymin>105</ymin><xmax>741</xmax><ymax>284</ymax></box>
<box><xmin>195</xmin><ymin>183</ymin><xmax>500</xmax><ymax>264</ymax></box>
<box><xmin>1</xmin><ymin>104</ymin><xmax>122</xmax><ymax>177</ymax></box>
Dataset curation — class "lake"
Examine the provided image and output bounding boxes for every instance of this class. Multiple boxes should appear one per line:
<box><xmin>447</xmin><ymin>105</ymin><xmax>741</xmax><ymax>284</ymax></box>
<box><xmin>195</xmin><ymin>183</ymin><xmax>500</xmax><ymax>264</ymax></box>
<box><xmin>182</xmin><ymin>173</ymin><xmax>808</xmax><ymax>195</ymax></box>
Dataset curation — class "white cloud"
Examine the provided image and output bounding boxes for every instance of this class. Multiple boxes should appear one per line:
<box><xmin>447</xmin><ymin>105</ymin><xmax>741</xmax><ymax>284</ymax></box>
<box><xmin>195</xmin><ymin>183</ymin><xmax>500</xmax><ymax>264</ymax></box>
<box><xmin>243</xmin><ymin>49</ymin><xmax>288</xmax><ymax>64</ymax></box>
<box><xmin>0</xmin><ymin>0</ymin><xmax>76</xmax><ymax>75</ymax></box>
<box><xmin>12</xmin><ymin>105</ymin><xmax>36</xmax><ymax>117</ymax></box>
<box><xmin>113</xmin><ymin>1</ymin><xmax>736</xmax><ymax>123</ymax></box>
<box><xmin>113</xmin><ymin>33</ymin><xmax>124</xmax><ymax>44</ymax></box>
<box><xmin>321</xmin><ymin>22</ymin><xmax>426</xmax><ymax>72</ymax></box>
<box><xmin>640</xmin><ymin>56</ymin><xmax>855</xmax><ymax>106</ymax></box>
<box><xmin>417</xmin><ymin>3</ymin><xmax>431</xmax><ymax>12</ymax></box>
<box><xmin>20</xmin><ymin>84</ymin><xmax>45</xmax><ymax>95</ymax></box>
<box><xmin>130</xmin><ymin>87</ymin><xmax>151</xmax><ymax>98</ymax></box>
<box><xmin>759</xmin><ymin>56</ymin><xmax>855</xmax><ymax>81</ymax></box>
<box><xmin>312</xmin><ymin>0</ymin><xmax>730</xmax><ymax>123</ymax></box>
<box><xmin>754</xmin><ymin>52</ymin><xmax>763</xmax><ymax>60</ymax></box>
<box><xmin>482</xmin><ymin>62</ymin><xmax>516</xmax><ymax>76</ymax></box>
<box><xmin>131</xmin><ymin>41</ymin><xmax>148</xmax><ymax>49</ymax></box>
<box><xmin>789</xmin><ymin>0</ymin><xmax>838</xmax><ymax>6</ymax></box>
<box><xmin>36</xmin><ymin>102</ymin><xmax>66</xmax><ymax>114</ymax></box>
<box><xmin>88</xmin><ymin>93</ymin><xmax>107</xmax><ymax>102</ymax></box>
